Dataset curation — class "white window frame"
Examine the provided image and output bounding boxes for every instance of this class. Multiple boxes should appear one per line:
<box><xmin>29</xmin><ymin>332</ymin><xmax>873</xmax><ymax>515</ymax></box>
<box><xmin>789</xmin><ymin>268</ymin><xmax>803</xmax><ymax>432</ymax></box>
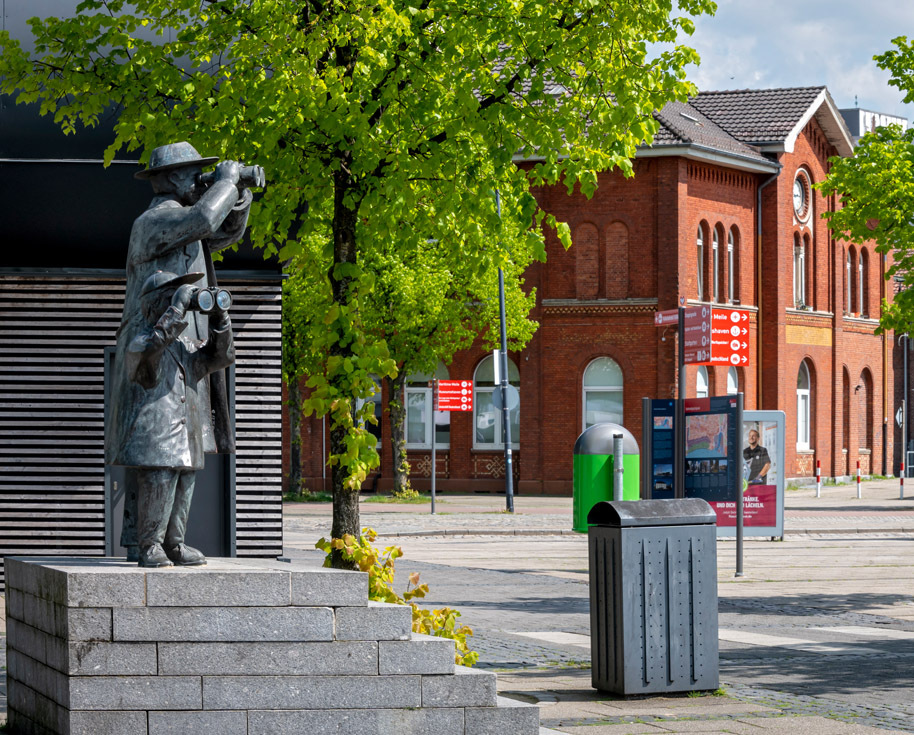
<box><xmin>582</xmin><ymin>357</ymin><xmax>624</xmax><ymax>431</ymax></box>
<box><xmin>846</xmin><ymin>251</ymin><xmax>851</xmax><ymax>313</ymax></box>
<box><xmin>797</xmin><ymin>361</ymin><xmax>811</xmax><ymax>450</ymax></box>
<box><xmin>727</xmin><ymin>230</ymin><xmax>735</xmax><ymax>303</ymax></box>
<box><xmin>858</xmin><ymin>254</ymin><xmax>865</xmax><ymax>316</ymax></box>
<box><xmin>696</xmin><ymin>366</ymin><xmax>709</xmax><ymax>399</ymax></box>
<box><xmin>794</xmin><ymin>241</ymin><xmax>805</xmax><ymax>308</ymax></box>
<box><xmin>712</xmin><ymin>228</ymin><xmax>720</xmax><ymax>303</ymax></box>
<box><xmin>696</xmin><ymin>227</ymin><xmax>704</xmax><ymax>301</ymax></box>
<box><xmin>726</xmin><ymin>366</ymin><xmax>738</xmax><ymax>395</ymax></box>
<box><xmin>473</xmin><ymin>355</ymin><xmax>520</xmax><ymax>450</ymax></box>
<box><xmin>405</xmin><ymin>365</ymin><xmax>451</xmax><ymax>450</ymax></box>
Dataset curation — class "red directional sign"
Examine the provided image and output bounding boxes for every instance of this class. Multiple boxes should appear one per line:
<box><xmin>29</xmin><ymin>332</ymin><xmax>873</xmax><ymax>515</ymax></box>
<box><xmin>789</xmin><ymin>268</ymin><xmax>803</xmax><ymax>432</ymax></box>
<box><xmin>654</xmin><ymin>308</ymin><xmax>680</xmax><ymax>326</ymax></box>
<box><xmin>683</xmin><ymin>305</ymin><xmax>712</xmax><ymax>364</ymax></box>
<box><xmin>436</xmin><ymin>380</ymin><xmax>473</xmax><ymax>412</ymax></box>
<box><xmin>709</xmin><ymin>308</ymin><xmax>750</xmax><ymax>366</ymax></box>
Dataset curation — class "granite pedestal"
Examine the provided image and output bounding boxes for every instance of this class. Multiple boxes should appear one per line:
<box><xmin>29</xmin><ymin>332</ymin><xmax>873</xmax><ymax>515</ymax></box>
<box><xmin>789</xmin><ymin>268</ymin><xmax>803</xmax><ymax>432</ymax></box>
<box><xmin>5</xmin><ymin>557</ymin><xmax>539</xmax><ymax>735</ymax></box>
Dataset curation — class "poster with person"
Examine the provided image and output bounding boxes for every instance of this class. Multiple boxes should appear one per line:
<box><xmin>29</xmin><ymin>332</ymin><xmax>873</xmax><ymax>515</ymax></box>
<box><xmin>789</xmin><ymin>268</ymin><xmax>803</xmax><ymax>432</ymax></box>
<box><xmin>714</xmin><ymin>411</ymin><xmax>784</xmax><ymax>536</ymax></box>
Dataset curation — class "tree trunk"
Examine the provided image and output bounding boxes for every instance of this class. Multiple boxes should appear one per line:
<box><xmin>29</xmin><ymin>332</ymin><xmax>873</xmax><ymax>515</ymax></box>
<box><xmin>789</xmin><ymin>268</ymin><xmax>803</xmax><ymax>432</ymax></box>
<box><xmin>288</xmin><ymin>377</ymin><xmax>303</xmax><ymax>495</ymax></box>
<box><xmin>387</xmin><ymin>373</ymin><xmax>410</xmax><ymax>496</ymax></box>
<box><xmin>328</xmin><ymin>153</ymin><xmax>360</xmax><ymax>570</ymax></box>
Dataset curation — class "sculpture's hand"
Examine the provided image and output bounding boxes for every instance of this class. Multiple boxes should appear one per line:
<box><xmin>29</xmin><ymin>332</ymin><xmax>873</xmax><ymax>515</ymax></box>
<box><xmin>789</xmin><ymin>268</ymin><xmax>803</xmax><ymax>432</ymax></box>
<box><xmin>171</xmin><ymin>284</ymin><xmax>195</xmax><ymax>315</ymax></box>
<box><xmin>214</xmin><ymin>160</ymin><xmax>241</xmax><ymax>186</ymax></box>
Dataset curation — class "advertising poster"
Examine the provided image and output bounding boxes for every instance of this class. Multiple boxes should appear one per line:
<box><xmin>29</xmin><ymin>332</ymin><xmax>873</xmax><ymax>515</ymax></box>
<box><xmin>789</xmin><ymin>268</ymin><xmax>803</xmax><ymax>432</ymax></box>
<box><xmin>683</xmin><ymin>396</ymin><xmax>740</xmax><ymax>516</ymax></box>
<box><xmin>716</xmin><ymin>411</ymin><xmax>785</xmax><ymax>538</ymax></box>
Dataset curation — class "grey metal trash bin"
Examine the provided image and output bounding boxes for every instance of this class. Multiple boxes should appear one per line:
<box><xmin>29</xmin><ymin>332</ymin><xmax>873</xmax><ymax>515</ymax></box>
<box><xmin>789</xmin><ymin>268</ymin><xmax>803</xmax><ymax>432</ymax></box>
<box><xmin>587</xmin><ymin>498</ymin><xmax>719</xmax><ymax>695</ymax></box>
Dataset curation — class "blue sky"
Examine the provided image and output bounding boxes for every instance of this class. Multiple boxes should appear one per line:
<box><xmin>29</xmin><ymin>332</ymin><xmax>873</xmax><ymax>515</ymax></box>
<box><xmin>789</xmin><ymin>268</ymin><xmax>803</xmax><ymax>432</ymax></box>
<box><xmin>679</xmin><ymin>0</ymin><xmax>913</xmax><ymax>122</ymax></box>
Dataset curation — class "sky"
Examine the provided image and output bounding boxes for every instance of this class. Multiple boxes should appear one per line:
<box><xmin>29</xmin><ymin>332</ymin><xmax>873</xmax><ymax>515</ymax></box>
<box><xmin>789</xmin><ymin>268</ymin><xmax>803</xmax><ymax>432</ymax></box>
<box><xmin>678</xmin><ymin>0</ymin><xmax>914</xmax><ymax>122</ymax></box>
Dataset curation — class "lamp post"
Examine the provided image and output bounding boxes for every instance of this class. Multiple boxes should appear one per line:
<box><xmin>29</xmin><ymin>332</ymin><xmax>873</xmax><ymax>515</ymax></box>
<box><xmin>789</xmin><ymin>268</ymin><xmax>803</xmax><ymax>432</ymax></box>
<box><xmin>495</xmin><ymin>190</ymin><xmax>515</xmax><ymax>513</ymax></box>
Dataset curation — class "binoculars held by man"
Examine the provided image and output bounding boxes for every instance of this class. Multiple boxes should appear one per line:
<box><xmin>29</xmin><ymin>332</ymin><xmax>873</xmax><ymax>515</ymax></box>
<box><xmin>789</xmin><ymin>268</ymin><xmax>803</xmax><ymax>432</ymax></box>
<box><xmin>188</xmin><ymin>287</ymin><xmax>233</xmax><ymax>314</ymax></box>
<box><xmin>196</xmin><ymin>165</ymin><xmax>265</xmax><ymax>189</ymax></box>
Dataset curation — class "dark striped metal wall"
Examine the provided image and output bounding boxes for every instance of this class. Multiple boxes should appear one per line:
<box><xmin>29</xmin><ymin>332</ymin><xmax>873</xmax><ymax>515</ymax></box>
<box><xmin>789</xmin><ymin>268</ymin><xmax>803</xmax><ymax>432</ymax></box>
<box><xmin>0</xmin><ymin>272</ymin><xmax>283</xmax><ymax>587</ymax></box>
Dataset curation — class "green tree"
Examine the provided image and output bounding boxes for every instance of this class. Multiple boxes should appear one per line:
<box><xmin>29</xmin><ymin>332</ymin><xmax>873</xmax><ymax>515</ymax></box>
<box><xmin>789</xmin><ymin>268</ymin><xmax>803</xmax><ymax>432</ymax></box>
<box><xmin>0</xmin><ymin>0</ymin><xmax>714</xmax><ymax>567</ymax></box>
<box><xmin>819</xmin><ymin>36</ymin><xmax>914</xmax><ymax>334</ymax></box>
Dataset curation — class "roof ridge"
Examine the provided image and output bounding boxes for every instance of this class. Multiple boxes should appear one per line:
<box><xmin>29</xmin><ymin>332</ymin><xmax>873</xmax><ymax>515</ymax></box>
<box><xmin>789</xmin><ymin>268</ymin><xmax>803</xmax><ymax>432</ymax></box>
<box><xmin>696</xmin><ymin>85</ymin><xmax>826</xmax><ymax>97</ymax></box>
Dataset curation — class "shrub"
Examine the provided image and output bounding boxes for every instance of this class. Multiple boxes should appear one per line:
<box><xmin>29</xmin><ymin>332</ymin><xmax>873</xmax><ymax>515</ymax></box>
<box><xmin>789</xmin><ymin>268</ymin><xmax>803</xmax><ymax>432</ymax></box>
<box><xmin>316</xmin><ymin>528</ymin><xmax>478</xmax><ymax>666</ymax></box>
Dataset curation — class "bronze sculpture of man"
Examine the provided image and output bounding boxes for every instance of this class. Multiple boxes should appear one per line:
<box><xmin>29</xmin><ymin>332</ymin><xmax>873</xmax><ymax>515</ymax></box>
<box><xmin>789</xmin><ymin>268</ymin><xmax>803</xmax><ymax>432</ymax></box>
<box><xmin>106</xmin><ymin>142</ymin><xmax>264</xmax><ymax>566</ymax></box>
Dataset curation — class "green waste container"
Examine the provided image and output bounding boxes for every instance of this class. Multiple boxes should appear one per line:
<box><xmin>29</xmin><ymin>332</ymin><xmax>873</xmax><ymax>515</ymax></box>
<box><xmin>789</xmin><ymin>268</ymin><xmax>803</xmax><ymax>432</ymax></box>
<box><xmin>573</xmin><ymin>423</ymin><xmax>640</xmax><ymax>532</ymax></box>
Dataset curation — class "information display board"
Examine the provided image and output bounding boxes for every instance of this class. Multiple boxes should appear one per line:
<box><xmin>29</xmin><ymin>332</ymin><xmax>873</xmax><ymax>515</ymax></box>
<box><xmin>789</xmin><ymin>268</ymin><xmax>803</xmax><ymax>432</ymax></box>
<box><xmin>682</xmin><ymin>396</ymin><xmax>742</xmax><ymax>522</ymax></box>
<box><xmin>648</xmin><ymin>399</ymin><xmax>676</xmax><ymax>499</ymax></box>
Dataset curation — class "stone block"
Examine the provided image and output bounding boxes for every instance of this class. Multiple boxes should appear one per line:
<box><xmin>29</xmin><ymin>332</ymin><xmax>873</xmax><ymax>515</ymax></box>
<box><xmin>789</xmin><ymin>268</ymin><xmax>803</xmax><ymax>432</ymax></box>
<box><xmin>66</xmin><ymin>608</ymin><xmax>113</xmax><ymax>641</ymax></box>
<box><xmin>464</xmin><ymin>696</ymin><xmax>541</xmax><ymax>734</ymax></box>
<box><xmin>147</xmin><ymin>711</ymin><xmax>247</xmax><ymax>735</ymax></box>
<box><xmin>158</xmin><ymin>640</ymin><xmax>378</xmax><ymax>675</ymax></box>
<box><xmin>7</xmin><ymin>586</ymin><xmax>24</xmax><ymax>620</ymax></box>
<box><xmin>67</xmin><ymin>641</ymin><xmax>157</xmax><ymax>676</ymax></box>
<box><xmin>335</xmin><ymin>601</ymin><xmax>412</xmax><ymax>641</ymax></box>
<box><xmin>67</xmin><ymin>710</ymin><xmax>148</xmax><ymax>735</ymax></box>
<box><xmin>422</xmin><ymin>666</ymin><xmax>497</xmax><ymax>708</ymax></box>
<box><xmin>146</xmin><ymin>568</ymin><xmax>291</xmax><ymax>607</ymax></box>
<box><xmin>8</xmin><ymin>649</ymin><xmax>68</xmax><ymax>705</ymax></box>
<box><xmin>291</xmin><ymin>568</ymin><xmax>368</xmax><ymax>607</ymax></box>
<box><xmin>247</xmin><ymin>708</ymin><xmax>465</xmax><ymax>734</ymax></box>
<box><xmin>380</xmin><ymin>634</ymin><xmax>455</xmax><ymax>675</ymax></box>
<box><xmin>203</xmin><ymin>675</ymin><xmax>420</xmax><ymax>710</ymax></box>
<box><xmin>114</xmin><ymin>605</ymin><xmax>333</xmax><ymax>642</ymax></box>
<box><xmin>69</xmin><ymin>676</ymin><xmax>202</xmax><ymax>711</ymax></box>
<box><xmin>8</xmin><ymin>676</ymin><xmax>61</xmax><ymax>729</ymax></box>
<box><xmin>5</xmin><ymin>557</ymin><xmax>139</xmax><ymax>607</ymax></box>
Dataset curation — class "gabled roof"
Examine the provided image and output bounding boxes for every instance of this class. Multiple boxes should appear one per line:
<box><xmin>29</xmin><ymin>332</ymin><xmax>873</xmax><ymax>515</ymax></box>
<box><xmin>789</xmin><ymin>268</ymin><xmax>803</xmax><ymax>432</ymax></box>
<box><xmin>652</xmin><ymin>100</ymin><xmax>773</xmax><ymax>163</ymax></box>
<box><xmin>690</xmin><ymin>86</ymin><xmax>854</xmax><ymax>157</ymax></box>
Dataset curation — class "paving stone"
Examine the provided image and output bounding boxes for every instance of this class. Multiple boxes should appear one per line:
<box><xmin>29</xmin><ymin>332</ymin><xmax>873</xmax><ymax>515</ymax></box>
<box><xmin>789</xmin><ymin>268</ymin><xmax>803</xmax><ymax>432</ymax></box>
<box><xmin>422</xmin><ymin>666</ymin><xmax>497</xmax><ymax>708</ymax></box>
<box><xmin>202</xmin><ymin>674</ymin><xmax>421</xmax><ymax>710</ymax></box>
<box><xmin>380</xmin><ymin>634</ymin><xmax>455</xmax><ymax>675</ymax></box>
<box><xmin>148</xmin><ymin>710</ymin><xmax>247</xmax><ymax>735</ymax></box>
<box><xmin>69</xmin><ymin>676</ymin><xmax>202</xmax><ymax>710</ymax></box>
<box><xmin>146</xmin><ymin>569</ymin><xmax>291</xmax><ymax>607</ymax></box>
<box><xmin>68</xmin><ymin>710</ymin><xmax>148</xmax><ymax>735</ymax></box>
<box><xmin>465</xmin><ymin>696</ymin><xmax>541</xmax><ymax>734</ymax></box>
<box><xmin>247</xmin><ymin>707</ymin><xmax>465</xmax><ymax>734</ymax></box>
<box><xmin>158</xmin><ymin>641</ymin><xmax>378</xmax><ymax>675</ymax></box>
<box><xmin>335</xmin><ymin>601</ymin><xmax>412</xmax><ymax>641</ymax></box>
<box><xmin>114</xmin><ymin>606</ymin><xmax>333</xmax><ymax>642</ymax></box>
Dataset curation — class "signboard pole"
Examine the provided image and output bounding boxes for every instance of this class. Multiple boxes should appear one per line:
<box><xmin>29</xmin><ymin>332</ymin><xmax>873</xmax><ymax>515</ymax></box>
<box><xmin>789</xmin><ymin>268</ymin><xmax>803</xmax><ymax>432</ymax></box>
<box><xmin>495</xmin><ymin>190</ymin><xmax>515</xmax><ymax>513</ymax></box>
<box><xmin>675</xmin><ymin>306</ymin><xmax>686</xmax><ymax>499</ymax></box>
<box><xmin>735</xmin><ymin>392</ymin><xmax>744</xmax><ymax>577</ymax></box>
<box><xmin>431</xmin><ymin>380</ymin><xmax>437</xmax><ymax>515</ymax></box>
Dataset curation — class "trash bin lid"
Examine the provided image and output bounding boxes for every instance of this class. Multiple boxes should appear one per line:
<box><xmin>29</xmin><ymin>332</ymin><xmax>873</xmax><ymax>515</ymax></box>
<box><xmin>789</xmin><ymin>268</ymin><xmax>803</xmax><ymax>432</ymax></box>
<box><xmin>587</xmin><ymin>498</ymin><xmax>716</xmax><ymax>527</ymax></box>
<box><xmin>574</xmin><ymin>423</ymin><xmax>639</xmax><ymax>455</ymax></box>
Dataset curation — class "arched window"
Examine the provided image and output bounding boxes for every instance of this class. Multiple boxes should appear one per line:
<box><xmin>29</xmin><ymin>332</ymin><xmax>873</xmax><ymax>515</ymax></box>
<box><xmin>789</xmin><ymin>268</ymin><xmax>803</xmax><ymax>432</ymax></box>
<box><xmin>712</xmin><ymin>227</ymin><xmax>720</xmax><ymax>303</ymax></box>
<box><xmin>696</xmin><ymin>366</ymin><xmax>709</xmax><ymax>399</ymax></box>
<box><xmin>842</xmin><ymin>367</ymin><xmax>851</xmax><ymax>452</ymax></box>
<box><xmin>803</xmin><ymin>233</ymin><xmax>813</xmax><ymax>310</ymax></box>
<box><xmin>860</xmin><ymin>249</ymin><xmax>869</xmax><ymax>317</ymax></box>
<box><xmin>473</xmin><ymin>355</ymin><xmax>519</xmax><ymax>449</ymax></box>
<box><xmin>860</xmin><ymin>369</ymin><xmax>874</xmax><ymax>451</ymax></box>
<box><xmin>797</xmin><ymin>361</ymin><xmax>811</xmax><ymax>450</ymax></box>
<box><xmin>727</xmin><ymin>228</ymin><xmax>737</xmax><ymax>303</ymax></box>
<box><xmin>726</xmin><ymin>366</ymin><xmax>739</xmax><ymax>395</ymax></box>
<box><xmin>849</xmin><ymin>246</ymin><xmax>858</xmax><ymax>314</ymax></box>
<box><xmin>696</xmin><ymin>226</ymin><xmax>704</xmax><ymax>301</ymax></box>
<box><xmin>405</xmin><ymin>363</ymin><xmax>450</xmax><ymax>449</ymax></box>
<box><xmin>845</xmin><ymin>249</ymin><xmax>851</xmax><ymax>314</ymax></box>
<box><xmin>582</xmin><ymin>357</ymin><xmax>624</xmax><ymax>430</ymax></box>
<box><xmin>793</xmin><ymin>234</ymin><xmax>806</xmax><ymax>308</ymax></box>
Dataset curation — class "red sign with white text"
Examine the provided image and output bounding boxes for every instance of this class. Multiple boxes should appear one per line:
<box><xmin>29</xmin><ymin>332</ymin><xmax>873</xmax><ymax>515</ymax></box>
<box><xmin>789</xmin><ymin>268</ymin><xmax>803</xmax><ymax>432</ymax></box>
<box><xmin>710</xmin><ymin>486</ymin><xmax>777</xmax><ymax>527</ymax></box>
<box><xmin>683</xmin><ymin>306</ymin><xmax>712</xmax><ymax>364</ymax></box>
<box><xmin>709</xmin><ymin>308</ymin><xmax>750</xmax><ymax>366</ymax></box>
<box><xmin>436</xmin><ymin>380</ymin><xmax>473</xmax><ymax>411</ymax></box>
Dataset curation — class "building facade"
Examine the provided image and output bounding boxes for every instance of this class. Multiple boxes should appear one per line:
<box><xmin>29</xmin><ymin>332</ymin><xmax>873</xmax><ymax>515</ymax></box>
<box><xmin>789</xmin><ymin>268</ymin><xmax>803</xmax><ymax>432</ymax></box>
<box><xmin>294</xmin><ymin>87</ymin><xmax>902</xmax><ymax>494</ymax></box>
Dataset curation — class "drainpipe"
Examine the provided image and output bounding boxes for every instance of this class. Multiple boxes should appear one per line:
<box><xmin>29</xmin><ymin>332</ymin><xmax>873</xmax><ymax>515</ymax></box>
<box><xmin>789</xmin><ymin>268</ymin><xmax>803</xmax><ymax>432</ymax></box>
<box><xmin>756</xmin><ymin>170</ymin><xmax>780</xmax><ymax>409</ymax></box>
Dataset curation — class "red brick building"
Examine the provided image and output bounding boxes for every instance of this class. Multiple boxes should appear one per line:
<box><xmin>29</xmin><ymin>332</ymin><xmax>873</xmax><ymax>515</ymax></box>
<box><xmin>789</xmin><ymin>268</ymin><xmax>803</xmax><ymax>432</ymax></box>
<box><xmin>295</xmin><ymin>87</ymin><xmax>900</xmax><ymax>494</ymax></box>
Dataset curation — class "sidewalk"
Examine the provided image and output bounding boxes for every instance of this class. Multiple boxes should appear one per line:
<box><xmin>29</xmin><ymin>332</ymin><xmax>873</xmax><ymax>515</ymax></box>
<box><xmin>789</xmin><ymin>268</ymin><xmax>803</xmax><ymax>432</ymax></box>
<box><xmin>284</xmin><ymin>478</ymin><xmax>914</xmax><ymax>734</ymax></box>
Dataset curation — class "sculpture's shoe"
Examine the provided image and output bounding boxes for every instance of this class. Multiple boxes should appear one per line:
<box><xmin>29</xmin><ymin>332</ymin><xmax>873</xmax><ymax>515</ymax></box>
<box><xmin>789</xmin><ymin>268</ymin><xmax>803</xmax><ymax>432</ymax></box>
<box><xmin>125</xmin><ymin>545</ymin><xmax>139</xmax><ymax>563</ymax></box>
<box><xmin>139</xmin><ymin>544</ymin><xmax>173</xmax><ymax>568</ymax></box>
<box><xmin>165</xmin><ymin>543</ymin><xmax>207</xmax><ymax>566</ymax></box>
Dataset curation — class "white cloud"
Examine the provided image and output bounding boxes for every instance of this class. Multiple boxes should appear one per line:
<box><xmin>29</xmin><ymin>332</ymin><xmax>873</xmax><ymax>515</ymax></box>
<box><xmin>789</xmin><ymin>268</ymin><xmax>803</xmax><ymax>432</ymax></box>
<box><xmin>677</xmin><ymin>0</ymin><xmax>913</xmax><ymax>120</ymax></box>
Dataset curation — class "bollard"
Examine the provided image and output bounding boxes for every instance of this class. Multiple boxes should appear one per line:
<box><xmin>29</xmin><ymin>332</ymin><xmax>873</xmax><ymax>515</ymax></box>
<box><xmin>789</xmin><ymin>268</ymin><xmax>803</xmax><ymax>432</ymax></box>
<box><xmin>901</xmin><ymin>462</ymin><xmax>905</xmax><ymax>500</ymax></box>
<box><xmin>612</xmin><ymin>433</ymin><xmax>624</xmax><ymax>502</ymax></box>
<box><xmin>815</xmin><ymin>460</ymin><xmax>821</xmax><ymax>498</ymax></box>
<box><xmin>856</xmin><ymin>460</ymin><xmax>862</xmax><ymax>499</ymax></box>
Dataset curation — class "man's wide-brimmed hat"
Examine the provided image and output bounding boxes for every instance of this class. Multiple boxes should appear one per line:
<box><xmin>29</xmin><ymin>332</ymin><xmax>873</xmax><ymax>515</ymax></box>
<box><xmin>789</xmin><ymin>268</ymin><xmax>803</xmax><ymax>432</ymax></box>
<box><xmin>140</xmin><ymin>270</ymin><xmax>205</xmax><ymax>297</ymax></box>
<box><xmin>134</xmin><ymin>142</ymin><xmax>218</xmax><ymax>180</ymax></box>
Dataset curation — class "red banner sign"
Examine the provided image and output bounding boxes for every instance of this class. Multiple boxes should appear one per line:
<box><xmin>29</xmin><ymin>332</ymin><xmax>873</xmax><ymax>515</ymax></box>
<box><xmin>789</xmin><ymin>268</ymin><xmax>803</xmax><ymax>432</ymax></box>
<box><xmin>436</xmin><ymin>380</ymin><xmax>473</xmax><ymax>411</ymax></box>
<box><xmin>709</xmin><ymin>308</ymin><xmax>750</xmax><ymax>366</ymax></box>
